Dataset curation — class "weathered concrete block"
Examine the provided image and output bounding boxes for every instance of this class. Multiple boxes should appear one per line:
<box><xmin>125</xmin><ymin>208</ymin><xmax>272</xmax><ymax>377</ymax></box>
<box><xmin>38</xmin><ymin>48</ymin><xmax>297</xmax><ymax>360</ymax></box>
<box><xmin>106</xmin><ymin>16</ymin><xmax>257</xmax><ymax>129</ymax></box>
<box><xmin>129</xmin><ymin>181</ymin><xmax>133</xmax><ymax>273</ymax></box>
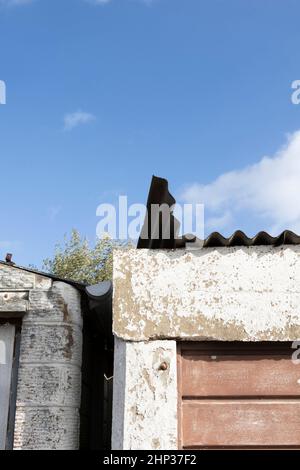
<box><xmin>27</xmin><ymin>283</ymin><xmax>82</xmax><ymax>326</ymax></box>
<box><xmin>0</xmin><ymin>265</ymin><xmax>83</xmax><ymax>449</ymax></box>
<box><xmin>19</xmin><ymin>323</ymin><xmax>82</xmax><ymax>364</ymax></box>
<box><xmin>16</xmin><ymin>365</ymin><xmax>81</xmax><ymax>407</ymax></box>
<box><xmin>0</xmin><ymin>264</ymin><xmax>53</xmax><ymax>291</ymax></box>
<box><xmin>13</xmin><ymin>407</ymin><xmax>80</xmax><ymax>450</ymax></box>
<box><xmin>0</xmin><ymin>291</ymin><xmax>28</xmax><ymax>312</ymax></box>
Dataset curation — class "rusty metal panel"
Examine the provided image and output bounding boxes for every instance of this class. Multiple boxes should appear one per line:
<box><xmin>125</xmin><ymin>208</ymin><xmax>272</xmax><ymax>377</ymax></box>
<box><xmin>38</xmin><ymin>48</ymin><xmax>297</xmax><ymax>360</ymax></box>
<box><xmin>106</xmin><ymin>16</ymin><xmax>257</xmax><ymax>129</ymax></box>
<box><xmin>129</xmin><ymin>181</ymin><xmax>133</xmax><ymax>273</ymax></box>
<box><xmin>178</xmin><ymin>342</ymin><xmax>300</xmax><ymax>449</ymax></box>
<box><xmin>182</xmin><ymin>354</ymin><xmax>300</xmax><ymax>397</ymax></box>
<box><xmin>182</xmin><ymin>401</ymin><xmax>300</xmax><ymax>448</ymax></box>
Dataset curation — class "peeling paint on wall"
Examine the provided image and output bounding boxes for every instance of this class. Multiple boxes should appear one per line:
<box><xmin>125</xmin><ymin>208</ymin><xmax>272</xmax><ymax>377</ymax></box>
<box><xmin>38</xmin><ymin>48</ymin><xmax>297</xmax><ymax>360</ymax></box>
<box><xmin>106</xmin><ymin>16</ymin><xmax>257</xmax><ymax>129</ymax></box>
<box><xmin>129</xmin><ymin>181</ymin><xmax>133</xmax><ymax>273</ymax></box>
<box><xmin>112</xmin><ymin>339</ymin><xmax>177</xmax><ymax>450</ymax></box>
<box><xmin>113</xmin><ymin>247</ymin><xmax>300</xmax><ymax>341</ymax></box>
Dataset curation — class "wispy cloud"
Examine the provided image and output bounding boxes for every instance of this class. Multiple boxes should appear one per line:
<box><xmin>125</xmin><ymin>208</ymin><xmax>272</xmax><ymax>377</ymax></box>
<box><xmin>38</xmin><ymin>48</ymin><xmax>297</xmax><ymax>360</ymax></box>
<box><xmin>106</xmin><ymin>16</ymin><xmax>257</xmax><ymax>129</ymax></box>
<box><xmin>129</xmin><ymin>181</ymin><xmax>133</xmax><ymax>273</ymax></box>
<box><xmin>86</xmin><ymin>0</ymin><xmax>155</xmax><ymax>5</ymax></box>
<box><xmin>63</xmin><ymin>110</ymin><xmax>95</xmax><ymax>131</ymax></box>
<box><xmin>86</xmin><ymin>0</ymin><xmax>111</xmax><ymax>4</ymax></box>
<box><xmin>0</xmin><ymin>0</ymin><xmax>35</xmax><ymax>6</ymax></box>
<box><xmin>180</xmin><ymin>130</ymin><xmax>300</xmax><ymax>236</ymax></box>
<box><xmin>1</xmin><ymin>0</ymin><xmax>155</xmax><ymax>6</ymax></box>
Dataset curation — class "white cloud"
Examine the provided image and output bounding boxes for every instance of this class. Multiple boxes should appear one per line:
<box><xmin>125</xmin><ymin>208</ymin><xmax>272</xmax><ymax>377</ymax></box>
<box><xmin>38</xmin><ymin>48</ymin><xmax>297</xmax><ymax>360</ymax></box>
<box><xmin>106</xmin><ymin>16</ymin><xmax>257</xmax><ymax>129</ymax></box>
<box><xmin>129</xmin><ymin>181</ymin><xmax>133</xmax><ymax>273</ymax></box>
<box><xmin>180</xmin><ymin>130</ymin><xmax>300</xmax><ymax>235</ymax></box>
<box><xmin>204</xmin><ymin>211</ymin><xmax>233</xmax><ymax>232</ymax></box>
<box><xmin>63</xmin><ymin>111</ymin><xmax>95</xmax><ymax>131</ymax></box>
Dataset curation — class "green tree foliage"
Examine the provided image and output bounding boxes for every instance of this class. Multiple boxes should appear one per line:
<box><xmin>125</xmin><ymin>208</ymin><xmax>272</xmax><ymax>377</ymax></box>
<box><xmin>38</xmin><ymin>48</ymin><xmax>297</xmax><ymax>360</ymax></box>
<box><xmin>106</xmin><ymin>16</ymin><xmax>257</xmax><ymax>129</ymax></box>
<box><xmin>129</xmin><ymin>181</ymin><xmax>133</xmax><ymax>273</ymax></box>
<box><xmin>43</xmin><ymin>229</ymin><xmax>126</xmax><ymax>284</ymax></box>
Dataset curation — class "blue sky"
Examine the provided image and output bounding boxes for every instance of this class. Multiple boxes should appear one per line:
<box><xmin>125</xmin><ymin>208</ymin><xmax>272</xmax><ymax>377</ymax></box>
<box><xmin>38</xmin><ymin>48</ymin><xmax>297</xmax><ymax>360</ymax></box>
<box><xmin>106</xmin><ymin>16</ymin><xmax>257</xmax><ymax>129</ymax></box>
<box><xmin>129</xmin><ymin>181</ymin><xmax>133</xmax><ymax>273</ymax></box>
<box><xmin>1</xmin><ymin>0</ymin><xmax>300</xmax><ymax>267</ymax></box>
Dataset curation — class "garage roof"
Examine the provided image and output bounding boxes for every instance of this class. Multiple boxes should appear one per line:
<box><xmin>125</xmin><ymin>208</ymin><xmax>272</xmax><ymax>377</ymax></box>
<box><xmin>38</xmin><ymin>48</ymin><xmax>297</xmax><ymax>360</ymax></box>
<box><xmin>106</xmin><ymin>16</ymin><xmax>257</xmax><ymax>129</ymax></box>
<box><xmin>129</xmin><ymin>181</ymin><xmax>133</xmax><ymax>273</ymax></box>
<box><xmin>137</xmin><ymin>176</ymin><xmax>300</xmax><ymax>249</ymax></box>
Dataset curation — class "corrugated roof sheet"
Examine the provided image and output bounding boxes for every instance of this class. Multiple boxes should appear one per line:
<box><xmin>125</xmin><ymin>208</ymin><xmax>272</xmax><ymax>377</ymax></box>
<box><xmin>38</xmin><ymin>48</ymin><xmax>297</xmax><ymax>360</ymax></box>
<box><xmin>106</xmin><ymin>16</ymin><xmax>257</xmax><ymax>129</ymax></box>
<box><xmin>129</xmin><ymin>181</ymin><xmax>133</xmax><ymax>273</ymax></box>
<box><xmin>137</xmin><ymin>176</ymin><xmax>300</xmax><ymax>249</ymax></box>
<box><xmin>198</xmin><ymin>229</ymin><xmax>300</xmax><ymax>247</ymax></box>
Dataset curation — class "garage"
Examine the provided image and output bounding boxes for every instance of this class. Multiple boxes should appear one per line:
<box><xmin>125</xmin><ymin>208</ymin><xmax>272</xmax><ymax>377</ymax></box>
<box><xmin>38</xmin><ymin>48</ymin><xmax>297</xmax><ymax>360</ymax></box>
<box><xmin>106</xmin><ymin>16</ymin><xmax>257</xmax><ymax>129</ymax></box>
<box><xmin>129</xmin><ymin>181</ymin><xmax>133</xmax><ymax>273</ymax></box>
<box><xmin>177</xmin><ymin>342</ymin><xmax>300</xmax><ymax>449</ymax></box>
<box><xmin>112</xmin><ymin>232</ymin><xmax>300</xmax><ymax>450</ymax></box>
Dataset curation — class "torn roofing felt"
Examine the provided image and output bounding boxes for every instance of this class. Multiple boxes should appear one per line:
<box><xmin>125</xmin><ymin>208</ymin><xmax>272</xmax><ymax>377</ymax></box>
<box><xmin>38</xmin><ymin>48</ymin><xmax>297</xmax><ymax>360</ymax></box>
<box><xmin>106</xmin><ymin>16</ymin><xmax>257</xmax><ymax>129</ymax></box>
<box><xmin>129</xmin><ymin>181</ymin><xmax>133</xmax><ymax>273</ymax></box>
<box><xmin>137</xmin><ymin>175</ymin><xmax>183</xmax><ymax>249</ymax></box>
<box><xmin>137</xmin><ymin>175</ymin><xmax>300</xmax><ymax>249</ymax></box>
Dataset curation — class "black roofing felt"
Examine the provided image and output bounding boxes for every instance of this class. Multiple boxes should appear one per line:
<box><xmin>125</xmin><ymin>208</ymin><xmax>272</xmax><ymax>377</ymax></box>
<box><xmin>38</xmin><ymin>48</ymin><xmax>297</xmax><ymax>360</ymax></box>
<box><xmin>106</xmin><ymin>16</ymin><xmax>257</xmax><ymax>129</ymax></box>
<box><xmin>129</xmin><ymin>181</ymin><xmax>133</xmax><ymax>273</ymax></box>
<box><xmin>137</xmin><ymin>176</ymin><xmax>300</xmax><ymax>249</ymax></box>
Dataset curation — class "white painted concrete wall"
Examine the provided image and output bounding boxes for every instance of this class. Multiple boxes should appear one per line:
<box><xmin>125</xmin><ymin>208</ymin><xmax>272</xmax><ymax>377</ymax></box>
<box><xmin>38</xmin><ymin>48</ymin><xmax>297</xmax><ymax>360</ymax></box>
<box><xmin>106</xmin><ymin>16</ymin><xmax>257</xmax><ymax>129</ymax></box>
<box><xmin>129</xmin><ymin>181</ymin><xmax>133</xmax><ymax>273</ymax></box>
<box><xmin>113</xmin><ymin>246</ymin><xmax>300</xmax><ymax>342</ymax></box>
<box><xmin>112</xmin><ymin>338</ymin><xmax>177</xmax><ymax>450</ymax></box>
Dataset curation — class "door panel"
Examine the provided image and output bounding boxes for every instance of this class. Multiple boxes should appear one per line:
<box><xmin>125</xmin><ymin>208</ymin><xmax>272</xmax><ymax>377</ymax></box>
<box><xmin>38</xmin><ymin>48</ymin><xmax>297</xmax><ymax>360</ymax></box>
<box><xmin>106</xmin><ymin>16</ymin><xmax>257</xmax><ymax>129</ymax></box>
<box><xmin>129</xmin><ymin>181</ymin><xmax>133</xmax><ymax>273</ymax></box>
<box><xmin>182</xmin><ymin>354</ymin><xmax>300</xmax><ymax>397</ymax></box>
<box><xmin>183</xmin><ymin>401</ymin><xmax>300</xmax><ymax>447</ymax></box>
<box><xmin>0</xmin><ymin>324</ymin><xmax>15</xmax><ymax>450</ymax></box>
<box><xmin>178</xmin><ymin>342</ymin><xmax>300</xmax><ymax>449</ymax></box>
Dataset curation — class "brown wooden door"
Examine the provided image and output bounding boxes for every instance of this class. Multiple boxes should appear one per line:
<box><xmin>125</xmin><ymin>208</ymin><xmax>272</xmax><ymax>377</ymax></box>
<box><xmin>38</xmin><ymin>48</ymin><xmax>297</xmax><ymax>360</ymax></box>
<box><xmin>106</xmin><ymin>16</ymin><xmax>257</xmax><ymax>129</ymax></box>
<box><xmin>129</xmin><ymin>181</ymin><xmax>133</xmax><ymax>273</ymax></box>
<box><xmin>177</xmin><ymin>342</ymin><xmax>300</xmax><ymax>449</ymax></box>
